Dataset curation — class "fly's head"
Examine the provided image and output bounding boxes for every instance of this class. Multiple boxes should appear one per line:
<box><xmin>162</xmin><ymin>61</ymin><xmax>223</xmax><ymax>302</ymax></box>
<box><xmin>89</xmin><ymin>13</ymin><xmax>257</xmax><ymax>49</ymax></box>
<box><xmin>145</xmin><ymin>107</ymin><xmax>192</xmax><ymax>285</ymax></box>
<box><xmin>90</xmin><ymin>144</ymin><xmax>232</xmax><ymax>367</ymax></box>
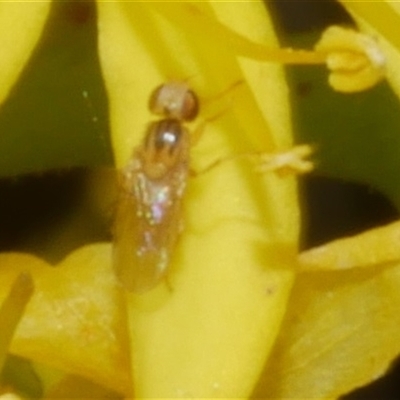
<box><xmin>149</xmin><ymin>81</ymin><xmax>199</xmax><ymax>122</ymax></box>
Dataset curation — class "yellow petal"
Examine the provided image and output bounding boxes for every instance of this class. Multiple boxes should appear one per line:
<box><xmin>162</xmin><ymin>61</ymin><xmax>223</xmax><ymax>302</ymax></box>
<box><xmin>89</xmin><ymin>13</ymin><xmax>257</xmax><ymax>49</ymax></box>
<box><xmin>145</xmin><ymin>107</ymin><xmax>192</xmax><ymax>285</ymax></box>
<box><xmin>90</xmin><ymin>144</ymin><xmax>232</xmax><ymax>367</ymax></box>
<box><xmin>299</xmin><ymin>220</ymin><xmax>400</xmax><ymax>271</ymax></box>
<box><xmin>255</xmin><ymin>262</ymin><xmax>400</xmax><ymax>399</ymax></box>
<box><xmin>0</xmin><ymin>394</ymin><xmax>23</xmax><ymax>400</ymax></box>
<box><xmin>98</xmin><ymin>1</ymin><xmax>299</xmax><ymax>398</ymax></box>
<box><xmin>338</xmin><ymin>1</ymin><xmax>400</xmax><ymax>99</ymax></box>
<box><xmin>0</xmin><ymin>1</ymin><xmax>51</xmax><ymax>106</ymax></box>
<box><xmin>44</xmin><ymin>374</ymin><xmax>120</xmax><ymax>399</ymax></box>
<box><xmin>0</xmin><ymin>245</ymin><xmax>131</xmax><ymax>395</ymax></box>
<box><xmin>0</xmin><ymin>273</ymin><xmax>34</xmax><ymax>373</ymax></box>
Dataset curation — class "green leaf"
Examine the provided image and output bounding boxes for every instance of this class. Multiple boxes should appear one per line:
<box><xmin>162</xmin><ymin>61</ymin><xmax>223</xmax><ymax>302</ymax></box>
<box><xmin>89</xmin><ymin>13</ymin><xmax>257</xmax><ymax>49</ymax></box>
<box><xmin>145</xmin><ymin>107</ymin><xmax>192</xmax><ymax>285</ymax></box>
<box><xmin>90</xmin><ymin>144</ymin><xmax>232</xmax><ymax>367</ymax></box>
<box><xmin>0</xmin><ymin>1</ymin><xmax>112</xmax><ymax>177</ymax></box>
<box><xmin>254</xmin><ymin>262</ymin><xmax>400</xmax><ymax>399</ymax></box>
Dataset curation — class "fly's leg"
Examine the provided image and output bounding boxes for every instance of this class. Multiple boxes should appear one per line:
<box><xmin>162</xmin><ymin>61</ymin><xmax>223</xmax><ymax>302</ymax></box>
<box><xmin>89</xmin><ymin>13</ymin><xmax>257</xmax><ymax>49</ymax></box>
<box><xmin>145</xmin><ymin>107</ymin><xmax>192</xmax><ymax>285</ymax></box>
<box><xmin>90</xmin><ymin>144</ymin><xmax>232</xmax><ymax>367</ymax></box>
<box><xmin>190</xmin><ymin>79</ymin><xmax>313</xmax><ymax>177</ymax></box>
<box><xmin>189</xmin><ymin>152</ymin><xmax>251</xmax><ymax>177</ymax></box>
<box><xmin>201</xmin><ymin>79</ymin><xmax>244</xmax><ymax>108</ymax></box>
<box><xmin>191</xmin><ymin>80</ymin><xmax>244</xmax><ymax>146</ymax></box>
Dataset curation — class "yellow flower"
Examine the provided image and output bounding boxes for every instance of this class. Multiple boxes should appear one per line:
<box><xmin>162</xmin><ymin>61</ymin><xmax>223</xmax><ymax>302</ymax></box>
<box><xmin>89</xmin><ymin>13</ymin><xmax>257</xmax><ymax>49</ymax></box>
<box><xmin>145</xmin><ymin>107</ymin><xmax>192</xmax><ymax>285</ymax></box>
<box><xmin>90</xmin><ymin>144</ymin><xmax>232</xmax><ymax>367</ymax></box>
<box><xmin>0</xmin><ymin>1</ymin><xmax>301</xmax><ymax>398</ymax></box>
<box><xmin>2</xmin><ymin>1</ymin><xmax>400</xmax><ymax>399</ymax></box>
<box><xmin>97</xmin><ymin>1</ymin><xmax>300</xmax><ymax>398</ymax></box>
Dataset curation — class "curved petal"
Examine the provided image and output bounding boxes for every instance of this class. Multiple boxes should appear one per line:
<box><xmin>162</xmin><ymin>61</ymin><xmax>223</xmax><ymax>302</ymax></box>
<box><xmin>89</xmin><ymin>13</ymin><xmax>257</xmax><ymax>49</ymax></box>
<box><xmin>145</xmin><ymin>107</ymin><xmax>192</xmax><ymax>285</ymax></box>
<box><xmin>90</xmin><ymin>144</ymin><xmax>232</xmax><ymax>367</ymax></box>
<box><xmin>339</xmin><ymin>1</ymin><xmax>400</xmax><ymax>100</ymax></box>
<box><xmin>0</xmin><ymin>1</ymin><xmax>51</xmax><ymax>106</ymax></box>
<box><xmin>0</xmin><ymin>245</ymin><xmax>131</xmax><ymax>395</ymax></box>
<box><xmin>98</xmin><ymin>1</ymin><xmax>299</xmax><ymax>398</ymax></box>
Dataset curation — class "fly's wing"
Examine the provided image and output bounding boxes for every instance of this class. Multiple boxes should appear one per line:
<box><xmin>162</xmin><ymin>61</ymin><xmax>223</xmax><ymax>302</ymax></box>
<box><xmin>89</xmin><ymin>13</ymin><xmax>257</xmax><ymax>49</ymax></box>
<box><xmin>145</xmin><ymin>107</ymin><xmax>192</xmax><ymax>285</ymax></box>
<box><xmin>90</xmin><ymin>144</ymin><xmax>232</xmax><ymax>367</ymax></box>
<box><xmin>113</xmin><ymin>168</ymin><xmax>186</xmax><ymax>293</ymax></box>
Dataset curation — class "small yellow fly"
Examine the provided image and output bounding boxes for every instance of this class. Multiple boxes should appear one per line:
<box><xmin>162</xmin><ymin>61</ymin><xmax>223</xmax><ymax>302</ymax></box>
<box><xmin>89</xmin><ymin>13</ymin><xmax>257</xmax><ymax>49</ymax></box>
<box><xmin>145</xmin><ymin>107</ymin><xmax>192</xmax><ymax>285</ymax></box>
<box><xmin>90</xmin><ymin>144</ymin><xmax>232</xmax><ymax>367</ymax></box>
<box><xmin>113</xmin><ymin>82</ymin><xmax>199</xmax><ymax>293</ymax></box>
<box><xmin>113</xmin><ymin>81</ymin><xmax>313</xmax><ymax>293</ymax></box>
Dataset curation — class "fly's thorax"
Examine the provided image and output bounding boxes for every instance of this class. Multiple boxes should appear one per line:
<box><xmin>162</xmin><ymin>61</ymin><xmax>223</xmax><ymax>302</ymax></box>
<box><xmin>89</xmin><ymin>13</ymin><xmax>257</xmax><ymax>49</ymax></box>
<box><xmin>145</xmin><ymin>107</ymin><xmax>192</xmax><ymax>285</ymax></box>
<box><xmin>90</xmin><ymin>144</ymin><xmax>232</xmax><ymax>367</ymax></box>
<box><xmin>149</xmin><ymin>81</ymin><xmax>199</xmax><ymax>121</ymax></box>
<box><xmin>141</xmin><ymin>118</ymin><xmax>190</xmax><ymax>180</ymax></box>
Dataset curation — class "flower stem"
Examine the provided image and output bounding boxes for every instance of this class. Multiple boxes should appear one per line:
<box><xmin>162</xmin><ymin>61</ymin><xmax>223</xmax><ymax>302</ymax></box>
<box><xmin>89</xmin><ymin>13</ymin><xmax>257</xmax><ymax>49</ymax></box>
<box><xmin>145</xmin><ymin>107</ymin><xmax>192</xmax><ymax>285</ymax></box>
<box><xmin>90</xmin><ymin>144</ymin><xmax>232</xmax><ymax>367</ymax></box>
<box><xmin>0</xmin><ymin>273</ymin><xmax>34</xmax><ymax>373</ymax></box>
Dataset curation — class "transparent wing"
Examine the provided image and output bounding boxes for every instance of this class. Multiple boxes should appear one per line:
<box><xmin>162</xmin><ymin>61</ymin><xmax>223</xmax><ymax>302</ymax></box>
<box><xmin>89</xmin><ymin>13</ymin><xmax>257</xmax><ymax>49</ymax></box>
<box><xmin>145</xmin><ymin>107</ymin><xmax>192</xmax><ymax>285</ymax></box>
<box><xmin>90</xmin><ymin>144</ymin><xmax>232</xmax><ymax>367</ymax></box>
<box><xmin>113</xmin><ymin>171</ymin><xmax>185</xmax><ymax>293</ymax></box>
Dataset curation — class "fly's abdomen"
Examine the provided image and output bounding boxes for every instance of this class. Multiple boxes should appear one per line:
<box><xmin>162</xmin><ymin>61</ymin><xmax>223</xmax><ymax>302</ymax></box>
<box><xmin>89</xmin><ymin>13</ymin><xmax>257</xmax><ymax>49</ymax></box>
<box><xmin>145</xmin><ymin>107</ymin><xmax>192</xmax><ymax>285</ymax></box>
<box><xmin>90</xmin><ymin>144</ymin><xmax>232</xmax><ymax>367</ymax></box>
<box><xmin>113</xmin><ymin>166</ymin><xmax>186</xmax><ymax>292</ymax></box>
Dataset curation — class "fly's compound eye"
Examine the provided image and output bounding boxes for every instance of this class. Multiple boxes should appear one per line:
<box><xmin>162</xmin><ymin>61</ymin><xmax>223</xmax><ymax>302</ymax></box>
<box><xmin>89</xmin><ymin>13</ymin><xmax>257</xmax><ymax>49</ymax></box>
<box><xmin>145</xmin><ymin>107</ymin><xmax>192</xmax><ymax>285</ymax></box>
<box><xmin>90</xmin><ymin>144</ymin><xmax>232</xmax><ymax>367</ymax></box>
<box><xmin>142</xmin><ymin>119</ymin><xmax>189</xmax><ymax>179</ymax></box>
<box><xmin>149</xmin><ymin>81</ymin><xmax>199</xmax><ymax>122</ymax></box>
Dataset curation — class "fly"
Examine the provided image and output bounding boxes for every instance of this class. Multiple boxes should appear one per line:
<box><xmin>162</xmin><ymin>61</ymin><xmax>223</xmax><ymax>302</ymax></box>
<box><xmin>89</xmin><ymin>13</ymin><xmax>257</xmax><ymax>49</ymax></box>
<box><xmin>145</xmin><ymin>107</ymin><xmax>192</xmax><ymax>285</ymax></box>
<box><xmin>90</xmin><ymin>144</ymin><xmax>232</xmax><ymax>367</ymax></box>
<box><xmin>113</xmin><ymin>81</ymin><xmax>313</xmax><ymax>293</ymax></box>
<box><xmin>113</xmin><ymin>82</ymin><xmax>198</xmax><ymax>292</ymax></box>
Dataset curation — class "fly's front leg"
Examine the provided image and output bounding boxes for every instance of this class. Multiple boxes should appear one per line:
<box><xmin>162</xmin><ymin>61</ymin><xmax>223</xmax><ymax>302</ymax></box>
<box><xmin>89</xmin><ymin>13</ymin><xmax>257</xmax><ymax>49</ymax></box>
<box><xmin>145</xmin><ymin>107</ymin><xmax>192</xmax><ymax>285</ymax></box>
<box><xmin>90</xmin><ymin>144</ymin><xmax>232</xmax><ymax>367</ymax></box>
<box><xmin>200</xmin><ymin>79</ymin><xmax>244</xmax><ymax>108</ymax></box>
<box><xmin>191</xmin><ymin>80</ymin><xmax>244</xmax><ymax>146</ymax></box>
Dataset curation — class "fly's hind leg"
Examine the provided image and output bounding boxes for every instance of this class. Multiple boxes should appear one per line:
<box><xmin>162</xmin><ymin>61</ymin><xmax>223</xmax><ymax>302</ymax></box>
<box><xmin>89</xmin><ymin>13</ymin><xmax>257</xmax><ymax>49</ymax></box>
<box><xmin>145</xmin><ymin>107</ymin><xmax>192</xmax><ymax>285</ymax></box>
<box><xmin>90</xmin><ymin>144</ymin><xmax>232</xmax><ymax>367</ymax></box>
<box><xmin>190</xmin><ymin>78</ymin><xmax>314</xmax><ymax>177</ymax></box>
